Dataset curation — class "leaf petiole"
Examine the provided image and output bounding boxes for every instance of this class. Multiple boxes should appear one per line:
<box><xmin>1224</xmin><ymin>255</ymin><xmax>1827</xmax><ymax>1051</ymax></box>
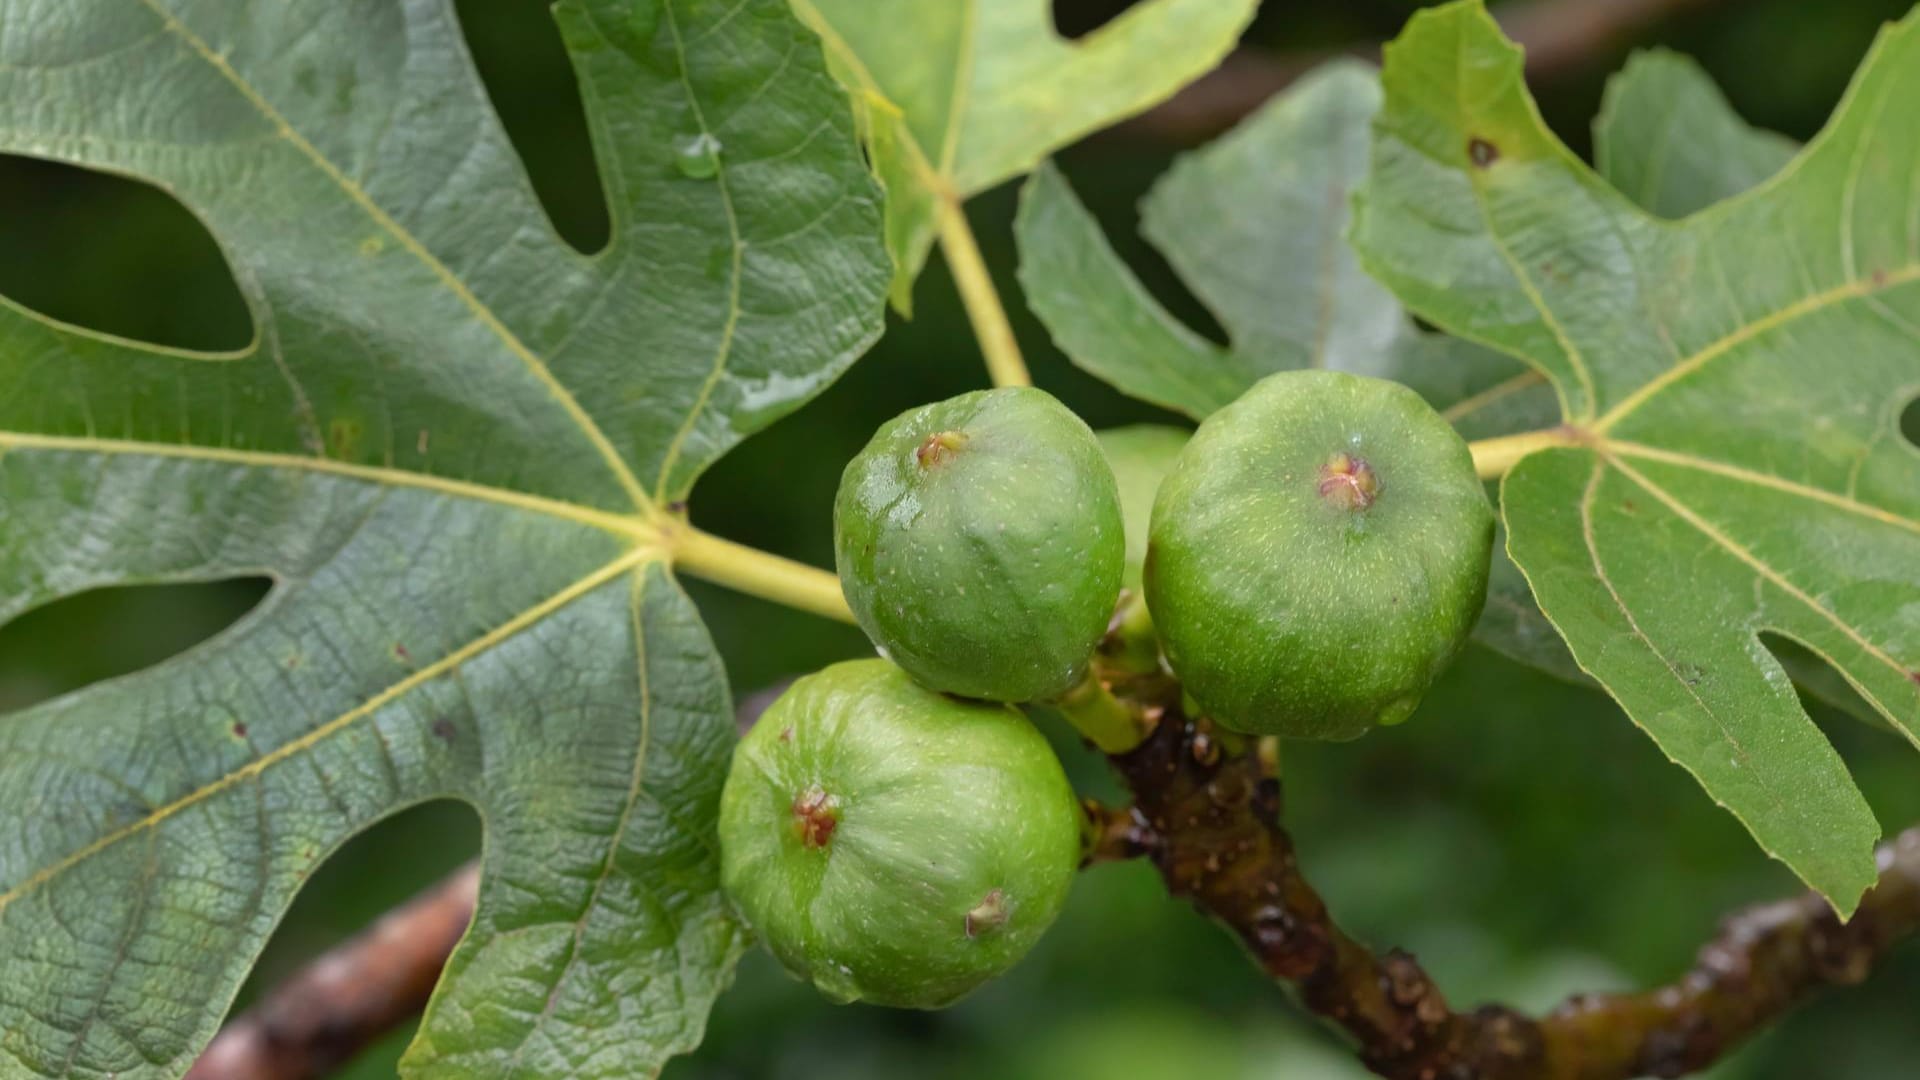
<box><xmin>938</xmin><ymin>195</ymin><xmax>1032</xmax><ymax>388</ymax></box>
<box><xmin>670</xmin><ymin>526</ymin><xmax>854</xmax><ymax>624</ymax></box>
<box><xmin>1468</xmin><ymin>427</ymin><xmax>1581</xmax><ymax>481</ymax></box>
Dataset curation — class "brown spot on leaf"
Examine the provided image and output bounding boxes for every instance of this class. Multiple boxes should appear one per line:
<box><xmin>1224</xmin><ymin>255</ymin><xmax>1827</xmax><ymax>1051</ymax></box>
<box><xmin>232</xmin><ymin>722</ymin><xmax>248</xmax><ymax>739</ymax></box>
<box><xmin>432</xmin><ymin>718</ymin><xmax>458</xmax><ymax>741</ymax></box>
<box><xmin>1872</xmin><ymin>268</ymin><xmax>1889</xmax><ymax>288</ymax></box>
<box><xmin>1468</xmin><ymin>137</ymin><xmax>1499</xmax><ymax>167</ymax></box>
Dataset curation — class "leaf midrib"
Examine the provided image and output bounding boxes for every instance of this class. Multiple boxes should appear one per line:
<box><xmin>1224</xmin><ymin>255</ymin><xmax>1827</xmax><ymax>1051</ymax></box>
<box><xmin>0</xmin><ymin>546</ymin><xmax>659</xmax><ymax>918</ymax></box>
<box><xmin>1600</xmin><ymin>451</ymin><xmax>1917</xmax><ymax>703</ymax></box>
<box><xmin>0</xmin><ymin>430</ymin><xmax>649</xmax><ymax>539</ymax></box>
<box><xmin>1592</xmin><ymin>262</ymin><xmax>1920</xmax><ymax>433</ymax></box>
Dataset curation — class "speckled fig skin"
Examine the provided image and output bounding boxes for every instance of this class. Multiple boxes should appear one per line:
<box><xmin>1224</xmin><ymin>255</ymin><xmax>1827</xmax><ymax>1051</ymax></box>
<box><xmin>835</xmin><ymin>387</ymin><xmax>1124</xmax><ymax>702</ymax></box>
<box><xmin>1145</xmin><ymin>370</ymin><xmax>1493</xmax><ymax>740</ymax></box>
<box><xmin>718</xmin><ymin>659</ymin><xmax>1082</xmax><ymax>1009</ymax></box>
<box><xmin>1096</xmin><ymin>425</ymin><xmax>1190</xmax><ymax>594</ymax></box>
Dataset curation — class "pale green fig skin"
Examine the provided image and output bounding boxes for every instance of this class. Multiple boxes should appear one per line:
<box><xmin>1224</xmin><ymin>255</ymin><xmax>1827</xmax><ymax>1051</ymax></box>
<box><xmin>1096</xmin><ymin>425</ymin><xmax>1190</xmax><ymax>594</ymax></box>
<box><xmin>718</xmin><ymin>659</ymin><xmax>1082</xmax><ymax>1009</ymax></box>
<box><xmin>835</xmin><ymin>387</ymin><xmax>1125</xmax><ymax>702</ymax></box>
<box><xmin>1145</xmin><ymin>370</ymin><xmax>1493</xmax><ymax>740</ymax></box>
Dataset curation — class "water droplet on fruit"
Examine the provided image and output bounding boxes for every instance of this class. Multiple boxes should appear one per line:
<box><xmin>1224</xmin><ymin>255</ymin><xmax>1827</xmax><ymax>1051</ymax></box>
<box><xmin>676</xmin><ymin>132</ymin><xmax>723</xmax><ymax>178</ymax></box>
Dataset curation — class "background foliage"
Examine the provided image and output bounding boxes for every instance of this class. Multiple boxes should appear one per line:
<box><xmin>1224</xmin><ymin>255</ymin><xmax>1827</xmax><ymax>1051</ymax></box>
<box><xmin>0</xmin><ymin>0</ymin><xmax>1916</xmax><ymax>1076</ymax></box>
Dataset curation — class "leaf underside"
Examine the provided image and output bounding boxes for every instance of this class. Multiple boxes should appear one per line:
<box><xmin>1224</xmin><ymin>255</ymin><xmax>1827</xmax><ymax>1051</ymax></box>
<box><xmin>1353</xmin><ymin>0</ymin><xmax>1920</xmax><ymax>912</ymax></box>
<box><xmin>791</xmin><ymin>0</ymin><xmax>1257</xmax><ymax>307</ymax></box>
<box><xmin>0</xmin><ymin>0</ymin><xmax>889</xmax><ymax>1076</ymax></box>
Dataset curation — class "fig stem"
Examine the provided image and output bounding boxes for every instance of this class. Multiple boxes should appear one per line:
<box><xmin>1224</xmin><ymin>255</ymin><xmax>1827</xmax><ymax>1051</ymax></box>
<box><xmin>671</xmin><ymin>526</ymin><xmax>854</xmax><ymax>624</ymax></box>
<box><xmin>937</xmin><ymin>194</ymin><xmax>1032</xmax><ymax>388</ymax></box>
<box><xmin>1467</xmin><ymin>427</ymin><xmax>1582</xmax><ymax>480</ymax></box>
<box><xmin>1099</xmin><ymin>591</ymin><xmax>1160</xmax><ymax>678</ymax></box>
<box><xmin>1052</xmin><ymin>667</ymin><xmax>1149</xmax><ymax>754</ymax></box>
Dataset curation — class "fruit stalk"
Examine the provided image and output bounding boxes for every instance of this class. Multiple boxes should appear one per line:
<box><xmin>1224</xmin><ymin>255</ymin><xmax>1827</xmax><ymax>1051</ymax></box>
<box><xmin>1104</xmin><ymin>699</ymin><xmax>1920</xmax><ymax>1080</ymax></box>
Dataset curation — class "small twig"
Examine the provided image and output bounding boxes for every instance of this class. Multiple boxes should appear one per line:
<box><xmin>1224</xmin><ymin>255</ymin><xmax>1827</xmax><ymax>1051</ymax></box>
<box><xmin>185</xmin><ymin>865</ymin><xmax>480</xmax><ymax>1080</ymax></box>
<box><xmin>1128</xmin><ymin>0</ymin><xmax>1738</xmax><ymax>142</ymax></box>
<box><xmin>1108</xmin><ymin>704</ymin><xmax>1920</xmax><ymax>1080</ymax></box>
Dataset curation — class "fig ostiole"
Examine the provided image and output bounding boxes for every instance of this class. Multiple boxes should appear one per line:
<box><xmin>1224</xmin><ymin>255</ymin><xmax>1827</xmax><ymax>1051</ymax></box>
<box><xmin>718</xmin><ymin>659</ymin><xmax>1082</xmax><ymax>1009</ymax></box>
<box><xmin>835</xmin><ymin>387</ymin><xmax>1125</xmax><ymax>703</ymax></box>
<box><xmin>1145</xmin><ymin>370</ymin><xmax>1493</xmax><ymax>741</ymax></box>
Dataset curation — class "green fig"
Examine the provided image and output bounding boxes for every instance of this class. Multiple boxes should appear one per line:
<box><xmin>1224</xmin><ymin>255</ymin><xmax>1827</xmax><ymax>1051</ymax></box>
<box><xmin>1145</xmin><ymin>370</ymin><xmax>1493</xmax><ymax>740</ymax></box>
<box><xmin>1096</xmin><ymin>425</ymin><xmax>1190</xmax><ymax>594</ymax></box>
<box><xmin>835</xmin><ymin>387</ymin><xmax>1124</xmax><ymax>702</ymax></box>
<box><xmin>718</xmin><ymin>659</ymin><xmax>1082</xmax><ymax>1008</ymax></box>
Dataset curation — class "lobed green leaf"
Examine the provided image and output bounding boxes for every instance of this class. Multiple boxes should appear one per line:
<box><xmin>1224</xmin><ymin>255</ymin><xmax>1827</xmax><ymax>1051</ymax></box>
<box><xmin>0</xmin><ymin>0</ymin><xmax>890</xmax><ymax>1075</ymax></box>
<box><xmin>1352</xmin><ymin>0</ymin><xmax>1920</xmax><ymax>911</ymax></box>
<box><xmin>792</xmin><ymin>0</ymin><xmax>1257</xmax><ymax>308</ymax></box>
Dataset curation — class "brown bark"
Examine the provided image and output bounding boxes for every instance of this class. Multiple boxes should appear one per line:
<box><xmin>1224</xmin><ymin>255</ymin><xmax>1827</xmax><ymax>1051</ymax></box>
<box><xmin>185</xmin><ymin>865</ymin><xmax>479</xmax><ymax>1080</ymax></box>
<box><xmin>1109</xmin><ymin>705</ymin><xmax>1920</xmax><ymax>1080</ymax></box>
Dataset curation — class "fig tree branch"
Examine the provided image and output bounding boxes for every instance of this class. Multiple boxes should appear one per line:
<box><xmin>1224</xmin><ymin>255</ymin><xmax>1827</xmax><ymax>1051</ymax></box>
<box><xmin>195</xmin><ymin>660</ymin><xmax>1918</xmax><ymax>1080</ymax></box>
<box><xmin>1105</xmin><ymin>693</ymin><xmax>1920</xmax><ymax>1080</ymax></box>
<box><xmin>184</xmin><ymin>864</ymin><xmax>480</xmax><ymax>1080</ymax></box>
<box><xmin>1127</xmin><ymin>0</ymin><xmax>1736</xmax><ymax>143</ymax></box>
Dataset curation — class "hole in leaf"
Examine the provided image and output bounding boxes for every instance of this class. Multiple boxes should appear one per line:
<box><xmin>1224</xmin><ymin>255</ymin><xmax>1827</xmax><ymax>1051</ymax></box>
<box><xmin>453</xmin><ymin>0</ymin><xmax>611</xmax><ymax>254</ymax></box>
<box><xmin>0</xmin><ymin>578</ymin><xmax>271</xmax><ymax>715</ymax></box>
<box><xmin>1900</xmin><ymin>391</ymin><xmax>1918</xmax><ymax>450</ymax></box>
<box><xmin>1761</xmin><ymin>631</ymin><xmax>1898</xmax><ymax>741</ymax></box>
<box><xmin>1052</xmin><ymin>0</ymin><xmax>1146</xmax><ymax>40</ymax></box>
<box><xmin>0</xmin><ymin>156</ymin><xmax>252</xmax><ymax>351</ymax></box>
<box><xmin>226</xmin><ymin>800</ymin><xmax>481</xmax><ymax>1065</ymax></box>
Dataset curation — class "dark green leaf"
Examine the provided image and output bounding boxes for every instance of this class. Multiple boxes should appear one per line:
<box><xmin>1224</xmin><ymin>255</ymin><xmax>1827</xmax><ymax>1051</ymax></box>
<box><xmin>0</xmin><ymin>0</ymin><xmax>889</xmax><ymax>1074</ymax></box>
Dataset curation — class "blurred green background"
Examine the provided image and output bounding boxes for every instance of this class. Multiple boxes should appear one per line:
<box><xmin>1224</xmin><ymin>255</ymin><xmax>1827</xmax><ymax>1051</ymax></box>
<box><xmin>2</xmin><ymin>1</ymin><xmax>1916</xmax><ymax>1077</ymax></box>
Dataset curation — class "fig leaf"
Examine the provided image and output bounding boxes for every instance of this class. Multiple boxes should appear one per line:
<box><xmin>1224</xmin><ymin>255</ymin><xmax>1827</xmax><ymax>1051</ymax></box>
<box><xmin>791</xmin><ymin>0</ymin><xmax>1256</xmax><ymax>309</ymax></box>
<box><xmin>0</xmin><ymin>0</ymin><xmax>889</xmax><ymax>1075</ymax></box>
<box><xmin>1352</xmin><ymin>0</ymin><xmax>1920</xmax><ymax>913</ymax></box>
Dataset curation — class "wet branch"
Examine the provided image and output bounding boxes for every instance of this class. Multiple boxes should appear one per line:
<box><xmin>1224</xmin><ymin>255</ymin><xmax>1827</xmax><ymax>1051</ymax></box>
<box><xmin>1106</xmin><ymin>700</ymin><xmax>1920</xmax><ymax>1080</ymax></box>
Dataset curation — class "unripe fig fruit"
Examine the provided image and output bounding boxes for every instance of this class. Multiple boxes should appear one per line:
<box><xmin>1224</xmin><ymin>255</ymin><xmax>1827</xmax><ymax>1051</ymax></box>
<box><xmin>1095</xmin><ymin>425</ymin><xmax>1189</xmax><ymax>593</ymax></box>
<box><xmin>835</xmin><ymin>387</ymin><xmax>1124</xmax><ymax>702</ymax></box>
<box><xmin>718</xmin><ymin>659</ymin><xmax>1082</xmax><ymax>1009</ymax></box>
<box><xmin>1145</xmin><ymin>370</ymin><xmax>1493</xmax><ymax>740</ymax></box>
